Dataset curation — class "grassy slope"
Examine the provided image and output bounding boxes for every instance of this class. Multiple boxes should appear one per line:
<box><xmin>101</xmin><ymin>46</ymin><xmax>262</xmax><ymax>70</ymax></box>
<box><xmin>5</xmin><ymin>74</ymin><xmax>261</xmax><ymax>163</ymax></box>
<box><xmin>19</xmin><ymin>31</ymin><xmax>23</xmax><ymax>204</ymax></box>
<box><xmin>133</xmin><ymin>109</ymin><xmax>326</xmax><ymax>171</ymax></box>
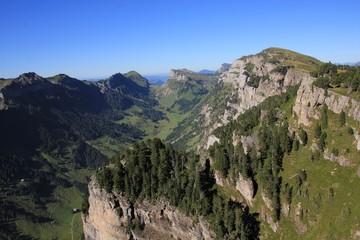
<box><xmin>16</xmin><ymin>186</ymin><xmax>84</xmax><ymax>240</ymax></box>
<box><xmin>11</xmin><ymin>152</ymin><xmax>92</xmax><ymax>239</ymax></box>
<box><xmin>260</xmin><ymin>98</ymin><xmax>360</xmax><ymax>239</ymax></box>
<box><xmin>261</xmin><ymin>47</ymin><xmax>322</xmax><ymax>73</ymax></box>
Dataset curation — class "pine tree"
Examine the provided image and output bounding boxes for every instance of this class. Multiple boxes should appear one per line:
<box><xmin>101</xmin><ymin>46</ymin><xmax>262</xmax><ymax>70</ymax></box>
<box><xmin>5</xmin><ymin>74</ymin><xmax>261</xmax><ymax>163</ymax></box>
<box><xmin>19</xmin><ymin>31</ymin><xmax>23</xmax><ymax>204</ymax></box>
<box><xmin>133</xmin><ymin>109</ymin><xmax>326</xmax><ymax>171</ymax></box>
<box><xmin>299</xmin><ymin>128</ymin><xmax>308</xmax><ymax>146</ymax></box>
<box><xmin>315</xmin><ymin>123</ymin><xmax>322</xmax><ymax>139</ymax></box>
<box><xmin>113</xmin><ymin>160</ymin><xmax>125</xmax><ymax>192</ymax></box>
<box><xmin>339</xmin><ymin>111</ymin><xmax>346</xmax><ymax>127</ymax></box>
<box><xmin>321</xmin><ymin>104</ymin><xmax>329</xmax><ymax>128</ymax></box>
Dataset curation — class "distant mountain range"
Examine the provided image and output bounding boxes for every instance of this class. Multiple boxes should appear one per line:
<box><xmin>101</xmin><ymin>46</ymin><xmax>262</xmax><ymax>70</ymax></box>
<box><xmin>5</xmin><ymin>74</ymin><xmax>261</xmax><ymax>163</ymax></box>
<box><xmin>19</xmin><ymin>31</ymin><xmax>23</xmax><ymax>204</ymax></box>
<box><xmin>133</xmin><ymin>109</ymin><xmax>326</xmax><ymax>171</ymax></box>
<box><xmin>143</xmin><ymin>74</ymin><xmax>169</xmax><ymax>85</ymax></box>
<box><xmin>335</xmin><ymin>61</ymin><xmax>360</xmax><ymax>66</ymax></box>
<box><xmin>198</xmin><ymin>69</ymin><xmax>216</xmax><ymax>74</ymax></box>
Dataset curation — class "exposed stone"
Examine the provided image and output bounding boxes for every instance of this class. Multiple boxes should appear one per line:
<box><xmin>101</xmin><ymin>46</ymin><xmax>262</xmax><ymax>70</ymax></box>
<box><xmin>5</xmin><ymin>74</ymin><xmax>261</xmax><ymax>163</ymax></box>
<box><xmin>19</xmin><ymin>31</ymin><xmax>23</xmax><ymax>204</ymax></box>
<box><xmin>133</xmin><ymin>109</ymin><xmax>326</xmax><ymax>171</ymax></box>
<box><xmin>200</xmin><ymin>53</ymin><xmax>306</xmax><ymax>151</ymax></box>
<box><xmin>259</xmin><ymin>206</ymin><xmax>279</xmax><ymax>232</ymax></box>
<box><xmin>293</xmin><ymin>202</ymin><xmax>308</xmax><ymax>235</ymax></box>
<box><xmin>235</xmin><ymin>174</ymin><xmax>255</xmax><ymax>203</ymax></box>
<box><xmin>206</xmin><ymin>135</ymin><xmax>219</xmax><ymax>149</ymax></box>
<box><xmin>214</xmin><ymin>170</ymin><xmax>254</xmax><ymax>204</ymax></box>
<box><xmin>239</xmin><ymin>133</ymin><xmax>259</xmax><ymax>154</ymax></box>
<box><xmin>293</xmin><ymin>77</ymin><xmax>360</xmax><ymax>126</ymax></box>
<box><xmin>83</xmin><ymin>176</ymin><xmax>215</xmax><ymax>240</ymax></box>
<box><xmin>281</xmin><ymin>202</ymin><xmax>290</xmax><ymax>218</ymax></box>
<box><xmin>261</xmin><ymin>191</ymin><xmax>273</xmax><ymax>211</ymax></box>
<box><xmin>353</xmin><ymin>128</ymin><xmax>360</xmax><ymax>151</ymax></box>
<box><xmin>214</xmin><ymin>170</ymin><xmax>232</xmax><ymax>187</ymax></box>
<box><xmin>323</xmin><ymin>149</ymin><xmax>353</xmax><ymax>167</ymax></box>
<box><xmin>169</xmin><ymin>69</ymin><xmax>191</xmax><ymax>81</ymax></box>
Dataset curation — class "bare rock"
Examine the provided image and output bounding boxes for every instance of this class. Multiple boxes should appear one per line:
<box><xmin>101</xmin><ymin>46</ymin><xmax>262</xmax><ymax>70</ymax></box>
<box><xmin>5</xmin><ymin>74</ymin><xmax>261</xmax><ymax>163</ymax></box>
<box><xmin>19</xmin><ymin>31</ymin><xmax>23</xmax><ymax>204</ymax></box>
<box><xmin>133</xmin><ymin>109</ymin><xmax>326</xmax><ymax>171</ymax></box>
<box><xmin>261</xmin><ymin>191</ymin><xmax>273</xmax><ymax>211</ymax></box>
<box><xmin>323</xmin><ymin>149</ymin><xmax>353</xmax><ymax>167</ymax></box>
<box><xmin>293</xmin><ymin>202</ymin><xmax>308</xmax><ymax>235</ymax></box>
<box><xmin>83</xmin><ymin>176</ymin><xmax>215</xmax><ymax>240</ymax></box>
<box><xmin>235</xmin><ymin>174</ymin><xmax>255</xmax><ymax>203</ymax></box>
<box><xmin>352</xmin><ymin>128</ymin><xmax>360</xmax><ymax>151</ymax></box>
<box><xmin>281</xmin><ymin>202</ymin><xmax>290</xmax><ymax>217</ymax></box>
<box><xmin>293</xmin><ymin>77</ymin><xmax>360</xmax><ymax>126</ymax></box>
<box><xmin>259</xmin><ymin>206</ymin><xmax>279</xmax><ymax>232</ymax></box>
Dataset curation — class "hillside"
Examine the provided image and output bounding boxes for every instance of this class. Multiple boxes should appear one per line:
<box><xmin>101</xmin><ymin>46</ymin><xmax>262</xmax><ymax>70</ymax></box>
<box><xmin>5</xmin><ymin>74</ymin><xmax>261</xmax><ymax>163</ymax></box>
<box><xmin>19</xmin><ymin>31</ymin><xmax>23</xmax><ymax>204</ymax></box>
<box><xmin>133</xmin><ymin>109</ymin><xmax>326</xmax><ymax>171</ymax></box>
<box><xmin>0</xmin><ymin>71</ymin><xmax>164</xmax><ymax>239</ymax></box>
<box><xmin>84</xmin><ymin>49</ymin><xmax>360</xmax><ymax>239</ymax></box>
<box><xmin>2</xmin><ymin>48</ymin><xmax>360</xmax><ymax>239</ymax></box>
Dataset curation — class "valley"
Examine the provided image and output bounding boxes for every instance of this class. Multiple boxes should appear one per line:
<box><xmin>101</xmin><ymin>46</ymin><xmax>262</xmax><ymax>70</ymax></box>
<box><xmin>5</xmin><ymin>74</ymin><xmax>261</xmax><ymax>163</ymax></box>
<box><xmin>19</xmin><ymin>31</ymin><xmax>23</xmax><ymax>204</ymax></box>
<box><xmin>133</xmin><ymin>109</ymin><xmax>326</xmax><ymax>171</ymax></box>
<box><xmin>1</xmin><ymin>48</ymin><xmax>360</xmax><ymax>239</ymax></box>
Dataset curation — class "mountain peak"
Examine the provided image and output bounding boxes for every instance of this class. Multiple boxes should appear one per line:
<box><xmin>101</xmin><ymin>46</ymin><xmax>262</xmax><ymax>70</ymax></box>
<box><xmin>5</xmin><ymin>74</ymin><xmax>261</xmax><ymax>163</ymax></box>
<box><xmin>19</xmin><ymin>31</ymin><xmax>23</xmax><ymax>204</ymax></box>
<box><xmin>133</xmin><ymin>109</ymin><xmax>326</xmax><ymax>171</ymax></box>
<box><xmin>124</xmin><ymin>71</ymin><xmax>149</xmax><ymax>88</ymax></box>
<box><xmin>15</xmin><ymin>72</ymin><xmax>45</xmax><ymax>84</ymax></box>
<box><xmin>169</xmin><ymin>69</ymin><xmax>194</xmax><ymax>81</ymax></box>
<box><xmin>240</xmin><ymin>47</ymin><xmax>322</xmax><ymax>73</ymax></box>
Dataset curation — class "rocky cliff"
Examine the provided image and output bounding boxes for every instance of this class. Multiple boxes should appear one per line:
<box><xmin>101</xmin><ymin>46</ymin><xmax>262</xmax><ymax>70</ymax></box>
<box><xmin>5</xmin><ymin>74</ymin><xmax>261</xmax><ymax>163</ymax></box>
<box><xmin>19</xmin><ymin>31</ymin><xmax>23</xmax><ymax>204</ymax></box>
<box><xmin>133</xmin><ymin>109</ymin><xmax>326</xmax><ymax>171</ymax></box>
<box><xmin>83</xmin><ymin>176</ymin><xmax>214</xmax><ymax>240</ymax></box>
<box><xmin>293</xmin><ymin>76</ymin><xmax>360</xmax><ymax>168</ymax></box>
<box><xmin>294</xmin><ymin>77</ymin><xmax>360</xmax><ymax>126</ymax></box>
<box><xmin>201</xmin><ymin>48</ymin><xmax>317</xmax><ymax>150</ymax></box>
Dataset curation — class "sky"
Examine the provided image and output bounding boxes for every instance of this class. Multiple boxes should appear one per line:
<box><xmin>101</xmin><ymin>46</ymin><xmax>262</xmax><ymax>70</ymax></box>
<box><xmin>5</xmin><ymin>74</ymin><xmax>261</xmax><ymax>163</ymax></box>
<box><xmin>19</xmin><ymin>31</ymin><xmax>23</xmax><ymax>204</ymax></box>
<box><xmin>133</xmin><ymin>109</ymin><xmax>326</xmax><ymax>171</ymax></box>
<box><xmin>0</xmin><ymin>0</ymin><xmax>359</xmax><ymax>79</ymax></box>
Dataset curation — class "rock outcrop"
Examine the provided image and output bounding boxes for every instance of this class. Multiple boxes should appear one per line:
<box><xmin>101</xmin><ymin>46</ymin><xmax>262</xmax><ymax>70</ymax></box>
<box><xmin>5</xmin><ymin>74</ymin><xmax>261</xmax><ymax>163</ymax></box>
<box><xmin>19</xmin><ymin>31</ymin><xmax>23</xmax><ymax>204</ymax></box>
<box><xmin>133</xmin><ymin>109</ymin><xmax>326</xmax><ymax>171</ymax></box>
<box><xmin>293</xmin><ymin>77</ymin><xmax>360</xmax><ymax>126</ymax></box>
<box><xmin>214</xmin><ymin>171</ymin><xmax>254</xmax><ymax>203</ymax></box>
<box><xmin>169</xmin><ymin>69</ymin><xmax>192</xmax><ymax>81</ymax></box>
<box><xmin>323</xmin><ymin>149</ymin><xmax>353</xmax><ymax>167</ymax></box>
<box><xmin>218</xmin><ymin>52</ymin><xmax>306</xmax><ymax>124</ymax></box>
<box><xmin>83</xmin><ymin>176</ymin><xmax>214</xmax><ymax>240</ymax></box>
<box><xmin>201</xmin><ymin>49</ymin><xmax>309</xmax><ymax>151</ymax></box>
<box><xmin>235</xmin><ymin>174</ymin><xmax>255</xmax><ymax>203</ymax></box>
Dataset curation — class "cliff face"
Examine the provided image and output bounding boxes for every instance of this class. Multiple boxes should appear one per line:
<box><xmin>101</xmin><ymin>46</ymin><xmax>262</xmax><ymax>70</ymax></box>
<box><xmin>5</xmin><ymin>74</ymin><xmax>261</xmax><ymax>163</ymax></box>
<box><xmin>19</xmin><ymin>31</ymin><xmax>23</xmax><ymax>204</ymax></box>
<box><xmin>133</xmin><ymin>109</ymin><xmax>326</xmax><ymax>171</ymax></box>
<box><xmin>201</xmin><ymin>49</ymin><xmax>310</xmax><ymax>150</ymax></box>
<box><xmin>293</xmin><ymin>77</ymin><xmax>360</xmax><ymax>126</ymax></box>
<box><xmin>292</xmin><ymin>78</ymin><xmax>360</xmax><ymax>169</ymax></box>
<box><xmin>83</xmin><ymin>177</ymin><xmax>214</xmax><ymax>240</ymax></box>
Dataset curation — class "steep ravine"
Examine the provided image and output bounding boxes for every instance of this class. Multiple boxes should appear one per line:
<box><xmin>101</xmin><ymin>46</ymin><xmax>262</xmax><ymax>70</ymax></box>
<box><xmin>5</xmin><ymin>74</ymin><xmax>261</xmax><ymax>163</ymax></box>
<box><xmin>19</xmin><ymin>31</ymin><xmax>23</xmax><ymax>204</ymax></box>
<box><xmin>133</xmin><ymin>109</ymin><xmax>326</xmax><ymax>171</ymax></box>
<box><xmin>83</xmin><ymin>176</ymin><xmax>214</xmax><ymax>240</ymax></box>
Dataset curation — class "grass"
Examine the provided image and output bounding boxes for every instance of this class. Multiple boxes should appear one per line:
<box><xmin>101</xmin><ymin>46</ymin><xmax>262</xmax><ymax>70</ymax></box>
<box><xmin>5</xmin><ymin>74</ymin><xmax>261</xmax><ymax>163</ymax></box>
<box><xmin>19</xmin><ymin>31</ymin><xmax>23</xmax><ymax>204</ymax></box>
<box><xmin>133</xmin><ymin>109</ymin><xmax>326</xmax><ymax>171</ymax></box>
<box><xmin>0</xmin><ymin>79</ymin><xmax>11</xmax><ymax>89</ymax></box>
<box><xmin>11</xmin><ymin>155</ymin><xmax>93</xmax><ymax>239</ymax></box>
<box><xmin>261</xmin><ymin>48</ymin><xmax>322</xmax><ymax>73</ymax></box>
<box><xmin>15</xmin><ymin>185</ymin><xmax>85</xmax><ymax>240</ymax></box>
<box><xmin>246</xmin><ymin>97</ymin><xmax>360</xmax><ymax>239</ymax></box>
<box><xmin>153</xmin><ymin>111</ymin><xmax>188</xmax><ymax>140</ymax></box>
<box><xmin>88</xmin><ymin>136</ymin><xmax>128</xmax><ymax>158</ymax></box>
<box><xmin>330</xmin><ymin>87</ymin><xmax>360</xmax><ymax>102</ymax></box>
<box><xmin>266</xmin><ymin>108</ymin><xmax>359</xmax><ymax>239</ymax></box>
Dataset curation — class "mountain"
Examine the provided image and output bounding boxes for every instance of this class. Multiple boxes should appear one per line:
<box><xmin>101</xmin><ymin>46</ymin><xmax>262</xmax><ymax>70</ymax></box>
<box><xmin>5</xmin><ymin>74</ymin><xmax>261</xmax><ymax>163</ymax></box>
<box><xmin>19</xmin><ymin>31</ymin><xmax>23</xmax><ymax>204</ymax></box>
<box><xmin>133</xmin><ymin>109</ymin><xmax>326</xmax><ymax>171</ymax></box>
<box><xmin>0</xmin><ymin>71</ymin><xmax>165</xmax><ymax>239</ymax></box>
<box><xmin>199</xmin><ymin>69</ymin><xmax>216</xmax><ymax>75</ymax></box>
<box><xmin>153</xmin><ymin>69</ymin><xmax>218</xmax><ymax>144</ymax></box>
<box><xmin>83</xmin><ymin>48</ymin><xmax>360</xmax><ymax>239</ymax></box>
<box><xmin>216</xmin><ymin>63</ymin><xmax>231</xmax><ymax>74</ymax></box>
<box><xmin>143</xmin><ymin>74</ymin><xmax>169</xmax><ymax>85</ymax></box>
<box><xmin>2</xmin><ymin>48</ymin><xmax>360</xmax><ymax>239</ymax></box>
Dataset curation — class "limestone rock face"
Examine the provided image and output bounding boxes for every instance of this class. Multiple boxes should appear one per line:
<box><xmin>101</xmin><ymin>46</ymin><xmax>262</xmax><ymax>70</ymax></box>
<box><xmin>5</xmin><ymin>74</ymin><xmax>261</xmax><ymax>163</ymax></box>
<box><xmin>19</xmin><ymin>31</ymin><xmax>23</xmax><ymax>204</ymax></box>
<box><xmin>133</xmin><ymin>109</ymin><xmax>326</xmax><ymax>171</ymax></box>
<box><xmin>83</xmin><ymin>176</ymin><xmax>215</xmax><ymax>240</ymax></box>
<box><xmin>219</xmin><ymin>56</ymin><xmax>305</xmax><ymax>123</ymax></box>
<box><xmin>169</xmin><ymin>69</ymin><xmax>192</xmax><ymax>81</ymax></box>
<box><xmin>214</xmin><ymin>171</ymin><xmax>254</xmax><ymax>203</ymax></box>
<box><xmin>323</xmin><ymin>149</ymin><xmax>353</xmax><ymax>167</ymax></box>
<box><xmin>235</xmin><ymin>174</ymin><xmax>255</xmax><ymax>203</ymax></box>
<box><xmin>201</xmin><ymin>52</ymin><xmax>306</xmax><ymax>151</ymax></box>
<box><xmin>293</xmin><ymin>77</ymin><xmax>360</xmax><ymax>126</ymax></box>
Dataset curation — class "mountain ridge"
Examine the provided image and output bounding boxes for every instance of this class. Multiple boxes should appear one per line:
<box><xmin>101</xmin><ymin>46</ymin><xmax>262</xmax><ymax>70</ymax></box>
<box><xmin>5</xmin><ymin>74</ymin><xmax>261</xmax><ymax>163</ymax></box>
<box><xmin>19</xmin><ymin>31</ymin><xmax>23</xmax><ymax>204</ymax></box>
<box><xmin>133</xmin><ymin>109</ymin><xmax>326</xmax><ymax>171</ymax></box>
<box><xmin>2</xmin><ymin>47</ymin><xmax>360</xmax><ymax>239</ymax></box>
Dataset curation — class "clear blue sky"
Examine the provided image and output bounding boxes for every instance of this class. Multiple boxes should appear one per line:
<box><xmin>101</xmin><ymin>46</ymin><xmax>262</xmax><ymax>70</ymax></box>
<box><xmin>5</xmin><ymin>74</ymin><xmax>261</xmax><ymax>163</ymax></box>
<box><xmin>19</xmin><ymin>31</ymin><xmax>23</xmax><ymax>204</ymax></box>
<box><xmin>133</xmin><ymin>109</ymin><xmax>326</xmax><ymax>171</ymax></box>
<box><xmin>1</xmin><ymin>0</ymin><xmax>359</xmax><ymax>79</ymax></box>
